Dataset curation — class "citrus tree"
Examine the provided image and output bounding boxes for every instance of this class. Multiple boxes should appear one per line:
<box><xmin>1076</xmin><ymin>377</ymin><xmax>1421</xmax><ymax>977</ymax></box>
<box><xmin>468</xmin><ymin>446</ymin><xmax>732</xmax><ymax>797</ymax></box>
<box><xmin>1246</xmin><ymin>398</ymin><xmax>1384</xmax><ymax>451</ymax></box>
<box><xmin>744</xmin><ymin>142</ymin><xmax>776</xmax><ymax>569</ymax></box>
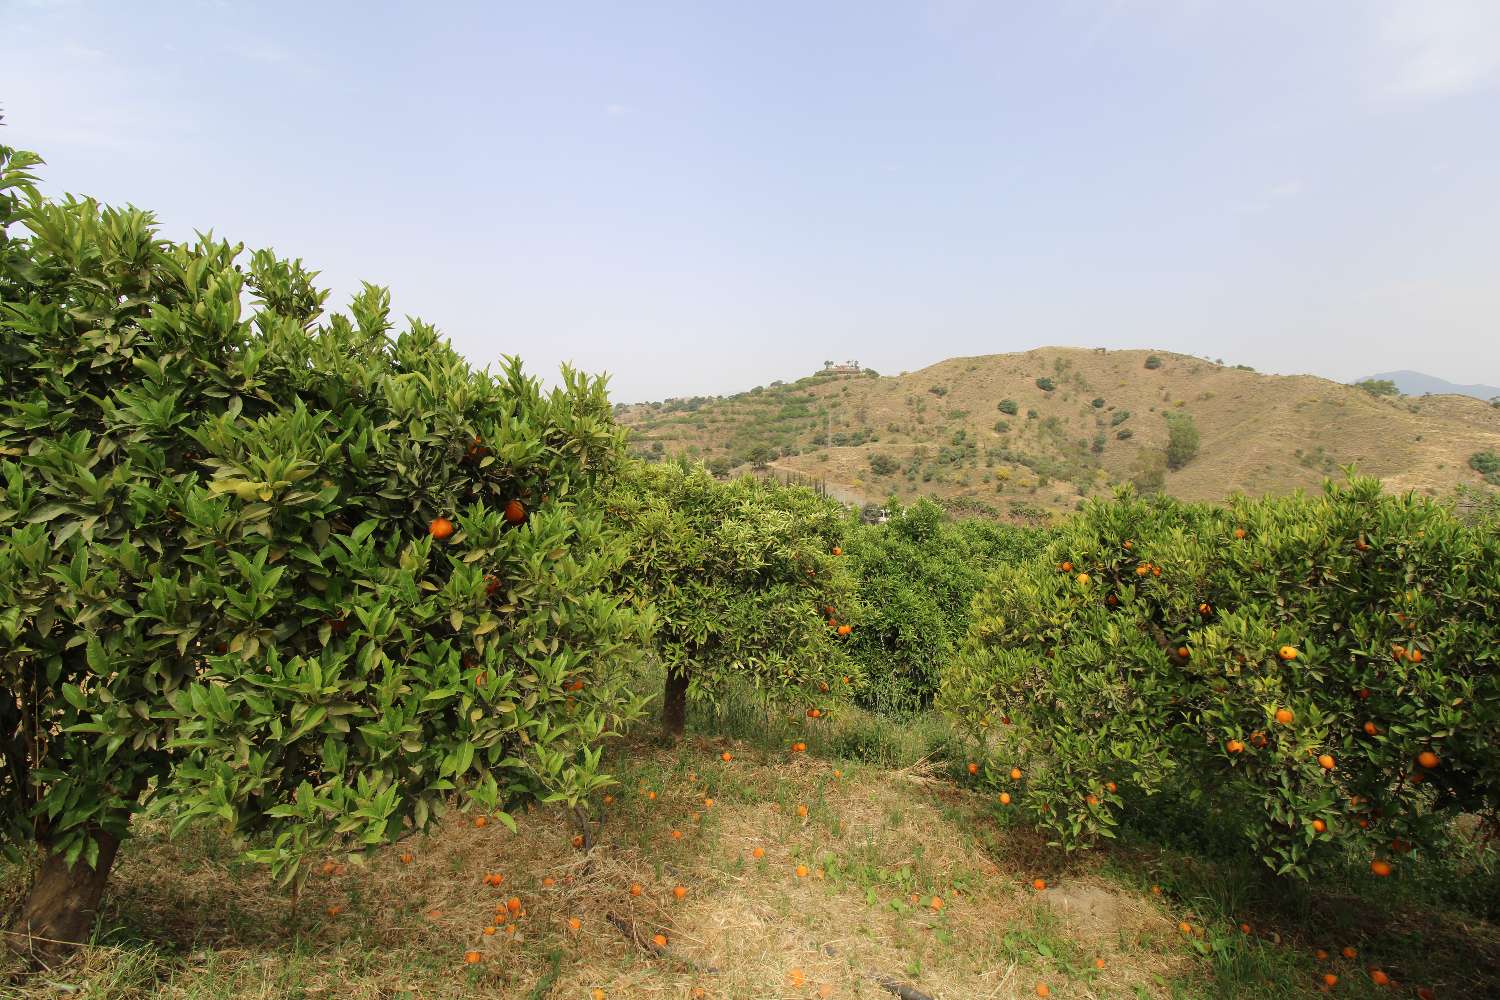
<box><xmin>941</xmin><ymin>478</ymin><xmax>1500</xmax><ymax>879</ymax></box>
<box><xmin>0</xmin><ymin>142</ymin><xmax>648</xmax><ymax>962</ymax></box>
<box><xmin>605</xmin><ymin>461</ymin><xmax>857</xmax><ymax>738</ymax></box>
<box><xmin>843</xmin><ymin>498</ymin><xmax>1049</xmax><ymax>714</ymax></box>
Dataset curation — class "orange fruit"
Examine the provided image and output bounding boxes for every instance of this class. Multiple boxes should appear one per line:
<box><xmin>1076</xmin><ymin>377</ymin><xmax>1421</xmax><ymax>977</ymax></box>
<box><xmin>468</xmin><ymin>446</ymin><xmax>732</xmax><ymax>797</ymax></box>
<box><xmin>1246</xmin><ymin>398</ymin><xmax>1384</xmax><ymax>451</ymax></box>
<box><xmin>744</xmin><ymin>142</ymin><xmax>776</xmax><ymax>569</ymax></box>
<box><xmin>1275</xmin><ymin>708</ymin><xmax>1294</xmax><ymax>725</ymax></box>
<box><xmin>1086</xmin><ymin>794</ymin><xmax>1099</xmax><ymax>807</ymax></box>
<box><xmin>567</xmin><ymin>917</ymin><xmax>581</xmax><ymax>931</ymax></box>
<box><xmin>671</xmin><ymin>829</ymin><xmax>683</xmax><ymax>841</ymax></box>
<box><xmin>1318</xmin><ymin>754</ymin><xmax>1336</xmax><ymax>771</ymax></box>
<box><xmin>1250</xmin><ymin>731</ymin><xmax>1268</xmax><ymax>748</ymax></box>
<box><xmin>1151</xmin><ymin>885</ymin><xmax>1162</xmax><ymax>895</ymax></box>
<box><xmin>1279</xmin><ymin>645</ymin><xmax>1299</xmax><ymax>661</ymax></box>
<box><xmin>1322</xmin><ymin>973</ymin><xmax>1338</xmax><ymax>987</ymax></box>
<box><xmin>647</xmin><ymin>790</ymin><xmax>657</xmax><ymax>800</ymax></box>
<box><xmin>832</xmin><ymin>546</ymin><xmax>842</xmax><ymax>556</ymax></box>
<box><xmin>967</xmin><ymin>762</ymin><xmax>979</xmax><ymax>775</ymax></box>
<box><xmin>1076</xmin><ymin>572</ymin><xmax>1090</xmax><ymax>585</ymax></box>
<box><xmin>1061</xmin><ymin>561</ymin><xmax>1074</xmax><ymax>572</ymax></box>
<box><xmin>1370</xmin><ymin>970</ymin><xmax>1390</xmax><ymax>986</ymax></box>
<box><xmin>592</xmin><ymin>991</ymin><xmax>607</xmax><ymax>1000</ymax></box>
<box><xmin>1177</xmin><ymin>646</ymin><xmax>1190</xmax><ymax>659</ymax></box>
<box><xmin>399</xmin><ymin>852</ymin><xmax>414</xmax><ymax>864</ymax></box>
<box><xmin>721</xmin><ymin>752</ymin><xmax>733</xmax><ymax>762</ymax></box>
<box><xmin>1315</xmin><ymin>949</ymin><xmax>1328</xmax><ymax>961</ymax></box>
<box><xmin>1341</xmin><ymin>946</ymin><xmax>1357</xmax><ymax>959</ymax></box>
<box><xmin>483</xmin><ymin>925</ymin><xmax>497</xmax><ymax>935</ymax></box>
<box><xmin>1239</xmin><ymin>922</ymin><xmax>1251</xmax><ymax>934</ymax></box>
<box><xmin>753</xmin><ymin>847</ymin><xmax>765</xmax><ymax>859</ymax></box>
<box><xmin>506</xmin><ymin>897</ymin><xmax>521</xmax><ymax>913</ymax></box>
<box><xmin>1136</xmin><ymin>564</ymin><xmax>1151</xmax><ymax>576</ymax></box>
<box><xmin>998</xmin><ymin>792</ymin><xmax>1011</xmax><ymax>805</ymax></box>
<box><xmin>1032</xmin><ymin>878</ymin><xmax>1047</xmax><ymax>891</ymax></box>
<box><xmin>1010</xmin><ymin>767</ymin><xmax>1023</xmax><ymax>781</ymax></box>
<box><xmin>429</xmin><ymin>517</ymin><xmax>455</xmax><ymax>540</ymax></box>
<box><xmin>1094</xmin><ymin>957</ymin><xmax>1106</xmax><ymax>969</ymax></box>
<box><xmin>1417</xmin><ymin>750</ymin><xmax>1439</xmax><ymax>769</ymax></box>
<box><xmin>326</xmin><ymin>905</ymin><xmax>341</xmax><ymax>917</ymax></box>
<box><xmin>796</xmin><ymin>804</ymin><xmax>808</xmax><ymax>817</ymax></box>
<box><xmin>1363</xmin><ymin>721</ymin><xmax>1378</xmax><ymax>736</ymax></box>
<box><xmin>673</xmin><ymin>885</ymin><xmax>687</xmax><ymax>900</ymax></box>
<box><xmin>1409</xmin><ymin>648</ymin><xmax>1422</xmax><ymax>663</ymax></box>
<box><xmin>1227</xmin><ymin>739</ymin><xmax>1245</xmax><ymax>754</ymax></box>
<box><xmin>1106</xmin><ymin>781</ymin><xmax>1117</xmax><ymax>793</ymax></box>
<box><xmin>653</xmin><ymin>933</ymin><xmax>668</xmax><ymax>948</ymax></box>
<box><xmin>571</xmin><ymin>834</ymin><xmax>585</xmax><ymax>849</ymax></box>
<box><xmin>464</xmin><ymin>950</ymin><xmax>482</xmax><ymax>964</ymax></box>
<box><xmin>474</xmin><ymin>815</ymin><xmax>487</xmax><ymax>828</ymax></box>
<box><xmin>930</xmin><ymin>896</ymin><xmax>943</xmax><ymax>911</ymax></box>
<box><xmin>1370</xmin><ymin>859</ymin><xmax>1392</xmax><ymax>877</ymax></box>
<box><xmin>1312</xmin><ymin>819</ymin><xmax>1327</xmax><ymax>833</ymax></box>
<box><xmin>792</xmin><ymin>742</ymin><xmax>807</xmax><ymax>752</ymax></box>
<box><xmin>789</xmin><ymin>968</ymin><xmax>806</xmax><ymax>987</ymax></box>
<box><xmin>503</xmin><ymin>499</ymin><xmax>526</xmax><ymax>525</ymax></box>
<box><xmin>795</xmin><ymin>864</ymin><xmax>810</xmax><ymax>878</ymax></box>
<box><xmin>630</xmin><ymin>883</ymin><xmax>643</xmax><ymax>896</ymax></box>
<box><xmin>1198</xmin><ymin>603</ymin><xmax>1212</xmax><ymax>614</ymax></box>
<box><xmin>1179</xmin><ymin>921</ymin><xmax>1192</xmax><ymax>934</ymax></box>
<box><xmin>603</xmin><ymin>794</ymin><xmax>614</xmax><ymax>805</ymax></box>
<box><xmin>704</xmin><ymin>797</ymin><xmax>714</xmax><ymax>808</ymax></box>
<box><xmin>1234</xmin><ymin>528</ymin><xmax>1246</xmax><ymax>539</ymax></box>
<box><xmin>837</xmin><ymin>624</ymin><xmax>852</xmax><ymax>636</ymax></box>
<box><xmin>1036</xmin><ymin>984</ymin><xmax>1050</xmax><ymax>998</ymax></box>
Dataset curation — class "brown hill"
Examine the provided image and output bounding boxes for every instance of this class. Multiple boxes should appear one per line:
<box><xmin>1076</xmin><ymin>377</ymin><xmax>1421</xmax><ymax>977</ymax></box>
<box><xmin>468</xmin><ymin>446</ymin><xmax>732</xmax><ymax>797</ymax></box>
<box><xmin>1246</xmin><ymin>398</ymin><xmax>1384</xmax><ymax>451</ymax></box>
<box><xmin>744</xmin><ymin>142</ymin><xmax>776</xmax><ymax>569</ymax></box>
<box><xmin>617</xmin><ymin>348</ymin><xmax>1500</xmax><ymax>520</ymax></box>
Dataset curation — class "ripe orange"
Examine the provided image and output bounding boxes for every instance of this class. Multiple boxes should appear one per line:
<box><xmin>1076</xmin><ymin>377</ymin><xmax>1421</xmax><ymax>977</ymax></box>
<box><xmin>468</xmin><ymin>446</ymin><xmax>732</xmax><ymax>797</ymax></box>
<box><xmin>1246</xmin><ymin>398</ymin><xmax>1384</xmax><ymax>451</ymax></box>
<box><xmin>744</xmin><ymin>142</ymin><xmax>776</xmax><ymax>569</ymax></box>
<box><xmin>326</xmin><ymin>905</ymin><xmax>342</xmax><ymax>917</ymax></box>
<box><xmin>795</xmin><ymin>864</ymin><xmax>810</xmax><ymax>878</ymax></box>
<box><xmin>1409</xmin><ymin>648</ymin><xmax>1422</xmax><ymax>663</ymax></box>
<box><xmin>1010</xmin><ymin>767</ymin><xmax>1023</xmax><ymax>781</ymax></box>
<box><xmin>399</xmin><ymin>852</ymin><xmax>414</xmax><ymax>864</ymax></box>
<box><xmin>506</xmin><ymin>896</ymin><xmax>522</xmax><ymax>914</ymax></box>
<box><xmin>653</xmin><ymin>933</ymin><xmax>668</xmax><ymax>948</ymax></box>
<box><xmin>1322</xmin><ymin>973</ymin><xmax>1338</xmax><ymax>987</ymax></box>
<box><xmin>1234</xmin><ymin>528</ymin><xmax>1246</xmax><ymax>539</ymax></box>
<box><xmin>671</xmin><ymin>829</ymin><xmax>683</xmax><ymax>841</ymax></box>
<box><xmin>832</xmin><ymin>546</ymin><xmax>842</xmax><ymax>556</ymax></box>
<box><xmin>1086</xmin><ymin>794</ymin><xmax>1099</xmax><ymax>807</ymax></box>
<box><xmin>1094</xmin><ymin>957</ymin><xmax>1106</xmax><ymax>969</ymax></box>
<box><xmin>1151</xmin><ymin>885</ymin><xmax>1162</xmax><ymax>895</ymax></box>
<box><xmin>1417</xmin><ymin>988</ymin><xmax>1436</xmax><ymax>1000</ymax></box>
<box><xmin>930</xmin><ymin>896</ymin><xmax>943</xmax><ymax>911</ymax></box>
<box><xmin>1315</xmin><ymin>948</ymin><xmax>1328</xmax><ymax>961</ymax></box>
<box><xmin>464</xmin><ymin>950</ymin><xmax>482</xmax><ymax>964</ymax></box>
<box><xmin>1061</xmin><ymin>561</ymin><xmax>1074</xmax><ymax>572</ymax></box>
<box><xmin>753</xmin><ymin>847</ymin><xmax>765</xmax><ymax>859</ymax></box>
<box><xmin>1177</xmin><ymin>646</ymin><xmax>1189</xmax><ymax>659</ymax></box>
<box><xmin>567</xmin><ymin>916</ymin><xmax>581</xmax><ymax>931</ymax></box>
<box><xmin>1227</xmin><ymin>739</ymin><xmax>1245</xmax><ymax>754</ymax></box>
<box><xmin>1178</xmin><ymin>921</ymin><xmax>1192</xmax><ymax>934</ymax></box>
<box><xmin>1250</xmin><ymin>731</ymin><xmax>1268</xmax><ymax>748</ymax></box>
<box><xmin>1032</xmin><ymin>878</ymin><xmax>1047</xmax><ymax>891</ymax></box>
<box><xmin>673</xmin><ymin>885</ymin><xmax>687</xmax><ymax>900</ymax></box>
<box><xmin>1370</xmin><ymin>859</ymin><xmax>1392</xmax><ymax>877</ymax></box>
<box><xmin>1076</xmin><ymin>572</ymin><xmax>1090</xmax><ymax>585</ymax></box>
<box><xmin>1198</xmin><ymin>603</ymin><xmax>1212</xmax><ymax>615</ymax></box>
<box><xmin>429</xmin><ymin>517</ymin><xmax>455</xmax><ymax>541</ymax></box>
<box><xmin>592</xmin><ymin>990</ymin><xmax>607</xmax><ymax>1000</ymax></box>
<box><xmin>1417</xmin><ymin>750</ymin><xmax>1439</xmax><ymax>769</ymax></box>
<box><xmin>648</xmin><ymin>790</ymin><xmax>657</xmax><ymax>800</ymax></box>
<box><xmin>1106</xmin><ymin>781</ymin><xmax>1117</xmax><ymax>793</ymax></box>
<box><xmin>1363</xmin><ymin>721</ymin><xmax>1378</xmax><ymax>736</ymax></box>
<box><xmin>1370</xmin><ymin>970</ymin><xmax>1390</xmax><ymax>986</ymax></box>
<box><xmin>1035</xmin><ymin>983</ymin><xmax>1050</xmax><ymax>998</ymax></box>
<box><xmin>1318</xmin><ymin>754</ymin><xmax>1336</xmax><ymax>771</ymax></box>
<box><xmin>704</xmin><ymin>797</ymin><xmax>714</xmax><ymax>808</ymax></box>
<box><xmin>789</xmin><ymin>968</ymin><xmax>806</xmax><ymax>987</ymax></box>
<box><xmin>1136</xmin><ymin>564</ymin><xmax>1151</xmax><ymax>576</ymax></box>
<box><xmin>1341</xmin><ymin>946</ymin><xmax>1357</xmax><ymax>959</ymax></box>
<box><xmin>1279</xmin><ymin>645</ymin><xmax>1299</xmax><ymax>661</ymax></box>
<box><xmin>808</xmin><ymin>708</ymin><xmax>821</xmax><ymax>719</ymax></box>
<box><xmin>571</xmin><ymin>834</ymin><xmax>585</xmax><ymax>849</ymax></box>
<box><xmin>1275</xmin><ymin>708</ymin><xmax>1295</xmax><ymax>725</ymax></box>
<box><xmin>722</xmin><ymin>751</ymin><xmax>733</xmax><ymax>762</ymax></box>
<box><xmin>483</xmin><ymin>925</ymin><xmax>496</xmax><ymax>935</ymax></box>
<box><xmin>630</xmin><ymin>883</ymin><xmax>643</xmax><ymax>896</ymax></box>
<box><xmin>998</xmin><ymin>792</ymin><xmax>1011</xmax><ymax>805</ymax></box>
<box><xmin>474</xmin><ymin>815</ymin><xmax>488</xmax><ymax>828</ymax></box>
<box><xmin>792</xmin><ymin>742</ymin><xmax>807</xmax><ymax>752</ymax></box>
<box><xmin>837</xmin><ymin>624</ymin><xmax>852</xmax><ymax>636</ymax></box>
<box><xmin>503</xmin><ymin>499</ymin><xmax>526</xmax><ymax>525</ymax></box>
<box><xmin>796</xmin><ymin>804</ymin><xmax>808</xmax><ymax>817</ymax></box>
<box><xmin>967</xmin><ymin>762</ymin><xmax>979</xmax><ymax>775</ymax></box>
<box><xmin>1239</xmin><ymin>922</ymin><xmax>1251</xmax><ymax>934</ymax></box>
<box><xmin>1312</xmin><ymin>819</ymin><xmax>1327</xmax><ymax>833</ymax></box>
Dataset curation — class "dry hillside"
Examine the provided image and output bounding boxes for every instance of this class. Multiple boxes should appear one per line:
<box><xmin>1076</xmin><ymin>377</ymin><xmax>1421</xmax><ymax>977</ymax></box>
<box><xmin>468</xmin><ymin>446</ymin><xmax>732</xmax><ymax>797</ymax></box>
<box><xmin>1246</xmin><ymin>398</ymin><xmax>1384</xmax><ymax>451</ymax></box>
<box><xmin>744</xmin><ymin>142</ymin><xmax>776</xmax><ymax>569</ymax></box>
<box><xmin>617</xmin><ymin>348</ymin><xmax>1500</xmax><ymax>520</ymax></box>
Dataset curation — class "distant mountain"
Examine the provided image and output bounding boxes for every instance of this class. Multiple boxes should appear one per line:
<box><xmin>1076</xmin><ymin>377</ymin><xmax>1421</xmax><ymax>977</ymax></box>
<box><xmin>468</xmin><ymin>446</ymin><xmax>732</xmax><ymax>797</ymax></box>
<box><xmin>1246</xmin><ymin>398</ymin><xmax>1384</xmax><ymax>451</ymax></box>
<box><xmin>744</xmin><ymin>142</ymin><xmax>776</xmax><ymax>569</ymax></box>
<box><xmin>1359</xmin><ymin>371</ymin><xmax>1500</xmax><ymax>401</ymax></box>
<box><xmin>619</xmin><ymin>348</ymin><xmax>1500</xmax><ymax>522</ymax></box>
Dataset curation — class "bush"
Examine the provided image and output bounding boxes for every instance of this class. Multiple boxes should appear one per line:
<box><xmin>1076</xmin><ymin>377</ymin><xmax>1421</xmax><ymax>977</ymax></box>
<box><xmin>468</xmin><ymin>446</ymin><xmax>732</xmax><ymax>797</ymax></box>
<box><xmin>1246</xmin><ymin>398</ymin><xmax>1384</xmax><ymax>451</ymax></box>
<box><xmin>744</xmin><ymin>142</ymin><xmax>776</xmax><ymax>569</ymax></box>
<box><xmin>1116</xmin><ymin>429</ymin><xmax>1134</xmax><ymax>440</ymax></box>
<box><xmin>843</xmin><ymin>500</ymin><xmax>1048</xmax><ymax>714</ymax></box>
<box><xmin>1164</xmin><ymin>412</ymin><xmax>1200</xmax><ymax>469</ymax></box>
<box><xmin>998</xmin><ymin>399</ymin><xmax>1019</xmax><ymax>416</ymax></box>
<box><xmin>1355</xmin><ymin>379</ymin><xmax>1400</xmax><ymax>397</ymax></box>
<box><xmin>1036</xmin><ymin>378</ymin><xmax>1056</xmax><ymax>392</ymax></box>
<box><xmin>868</xmin><ymin>453</ymin><xmax>900</xmax><ymax>477</ymax></box>
<box><xmin>1110</xmin><ymin>410</ymin><xmax>1131</xmax><ymax>427</ymax></box>
<box><xmin>928</xmin><ymin>386</ymin><xmax>948</xmax><ymax>397</ymax></box>
<box><xmin>1470</xmin><ymin>450</ymin><xmax>1500</xmax><ymax>486</ymax></box>
<box><xmin>941</xmin><ymin>479</ymin><xmax>1500</xmax><ymax>879</ymax></box>
<box><xmin>1091</xmin><ymin>398</ymin><xmax>1105</xmax><ymax>408</ymax></box>
<box><xmin>1144</xmin><ymin>355</ymin><xmax>1163</xmax><ymax>370</ymax></box>
<box><xmin>0</xmin><ymin>141</ymin><xmax>647</xmax><ymax>959</ymax></box>
<box><xmin>605</xmin><ymin>462</ymin><xmax>856</xmax><ymax>737</ymax></box>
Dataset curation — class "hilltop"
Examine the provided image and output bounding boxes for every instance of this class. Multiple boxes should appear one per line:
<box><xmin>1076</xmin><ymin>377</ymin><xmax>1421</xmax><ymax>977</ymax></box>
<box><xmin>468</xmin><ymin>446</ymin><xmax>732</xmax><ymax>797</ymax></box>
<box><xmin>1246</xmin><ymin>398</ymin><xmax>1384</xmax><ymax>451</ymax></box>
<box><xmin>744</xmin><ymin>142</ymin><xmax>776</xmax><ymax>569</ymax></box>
<box><xmin>617</xmin><ymin>348</ymin><xmax>1500</xmax><ymax>520</ymax></box>
<box><xmin>1358</xmin><ymin>370</ymin><xmax>1500</xmax><ymax>401</ymax></box>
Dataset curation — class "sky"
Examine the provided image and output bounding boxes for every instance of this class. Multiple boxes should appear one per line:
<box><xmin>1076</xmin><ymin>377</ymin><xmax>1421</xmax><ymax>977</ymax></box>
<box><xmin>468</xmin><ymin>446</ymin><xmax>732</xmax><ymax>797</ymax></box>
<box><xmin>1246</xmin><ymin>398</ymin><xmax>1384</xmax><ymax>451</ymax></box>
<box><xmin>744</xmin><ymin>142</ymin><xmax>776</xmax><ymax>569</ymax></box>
<box><xmin>4</xmin><ymin>0</ymin><xmax>1499</xmax><ymax>402</ymax></box>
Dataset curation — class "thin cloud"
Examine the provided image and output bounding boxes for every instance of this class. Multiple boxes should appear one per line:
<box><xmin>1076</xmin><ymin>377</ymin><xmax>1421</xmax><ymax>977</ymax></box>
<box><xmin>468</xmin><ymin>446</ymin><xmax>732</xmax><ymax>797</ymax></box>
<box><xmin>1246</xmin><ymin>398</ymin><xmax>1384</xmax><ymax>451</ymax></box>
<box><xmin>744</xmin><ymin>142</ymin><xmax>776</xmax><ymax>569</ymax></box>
<box><xmin>1370</xmin><ymin>0</ymin><xmax>1500</xmax><ymax>101</ymax></box>
<box><xmin>604</xmin><ymin>103</ymin><xmax>634</xmax><ymax>116</ymax></box>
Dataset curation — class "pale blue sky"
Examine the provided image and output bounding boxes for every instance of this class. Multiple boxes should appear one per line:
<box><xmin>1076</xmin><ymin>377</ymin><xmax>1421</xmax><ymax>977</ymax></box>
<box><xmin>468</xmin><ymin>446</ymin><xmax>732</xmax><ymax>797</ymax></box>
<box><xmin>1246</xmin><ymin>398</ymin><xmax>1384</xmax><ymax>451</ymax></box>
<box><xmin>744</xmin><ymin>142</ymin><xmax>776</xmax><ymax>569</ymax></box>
<box><xmin>5</xmin><ymin>0</ymin><xmax>1498</xmax><ymax>401</ymax></box>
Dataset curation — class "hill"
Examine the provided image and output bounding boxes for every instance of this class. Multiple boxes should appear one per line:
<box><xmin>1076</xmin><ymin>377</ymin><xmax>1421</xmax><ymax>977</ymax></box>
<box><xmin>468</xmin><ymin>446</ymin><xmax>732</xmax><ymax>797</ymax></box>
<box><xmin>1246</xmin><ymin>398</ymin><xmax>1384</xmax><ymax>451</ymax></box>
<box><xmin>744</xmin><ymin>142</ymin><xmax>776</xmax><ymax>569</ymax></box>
<box><xmin>1358</xmin><ymin>370</ymin><xmax>1500</xmax><ymax>401</ymax></box>
<box><xmin>617</xmin><ymin>348</ymin><xmax>1500</xmax><ymax>520</ymax></box>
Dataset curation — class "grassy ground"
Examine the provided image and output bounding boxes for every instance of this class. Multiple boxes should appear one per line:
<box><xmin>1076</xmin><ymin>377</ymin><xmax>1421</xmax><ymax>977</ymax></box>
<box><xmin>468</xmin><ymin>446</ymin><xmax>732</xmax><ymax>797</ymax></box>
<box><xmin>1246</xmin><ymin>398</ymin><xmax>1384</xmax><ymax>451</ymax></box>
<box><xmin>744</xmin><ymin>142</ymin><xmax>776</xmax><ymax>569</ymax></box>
<box><xmin>3</xmin><ymin>704</ymin><xmax>1496</xmax><ymax>999</ymax></box>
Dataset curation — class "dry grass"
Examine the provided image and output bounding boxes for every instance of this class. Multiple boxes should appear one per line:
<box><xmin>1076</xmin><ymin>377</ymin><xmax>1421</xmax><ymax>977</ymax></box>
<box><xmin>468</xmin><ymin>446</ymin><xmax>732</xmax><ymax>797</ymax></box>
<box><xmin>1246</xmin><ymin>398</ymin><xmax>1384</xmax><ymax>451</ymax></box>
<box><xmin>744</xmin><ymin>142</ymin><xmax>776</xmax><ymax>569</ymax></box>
<box><xmin>5</xmin><ymin>734</ymin><xmax>1495</xmax><ymax>999</ymax></box>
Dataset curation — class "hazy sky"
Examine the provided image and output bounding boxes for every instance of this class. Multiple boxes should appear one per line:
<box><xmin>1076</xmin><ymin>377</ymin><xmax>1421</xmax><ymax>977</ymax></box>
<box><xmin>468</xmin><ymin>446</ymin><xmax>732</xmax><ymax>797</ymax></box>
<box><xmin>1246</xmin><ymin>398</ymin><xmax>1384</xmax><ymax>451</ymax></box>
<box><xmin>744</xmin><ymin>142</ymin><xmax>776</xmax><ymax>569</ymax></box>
<box><xmin>5</xmin><ymin>0</ymin><xmax>1499</xmax><ymax>402</ymax></box>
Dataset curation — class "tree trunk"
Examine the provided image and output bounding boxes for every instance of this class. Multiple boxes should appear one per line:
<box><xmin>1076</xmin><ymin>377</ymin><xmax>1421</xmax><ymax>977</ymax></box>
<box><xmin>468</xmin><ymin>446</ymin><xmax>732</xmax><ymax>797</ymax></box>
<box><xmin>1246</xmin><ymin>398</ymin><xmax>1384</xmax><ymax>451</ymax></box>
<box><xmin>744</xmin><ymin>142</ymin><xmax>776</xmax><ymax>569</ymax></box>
<box><xmin>7</xmin><ymin>831</ymin><xmax>121</xmax><ymax>969</ymax></box>
<box><xmin>661</xmin><ymin>668</ymin><xmax>690</xmax><ymax>741</ymax></box>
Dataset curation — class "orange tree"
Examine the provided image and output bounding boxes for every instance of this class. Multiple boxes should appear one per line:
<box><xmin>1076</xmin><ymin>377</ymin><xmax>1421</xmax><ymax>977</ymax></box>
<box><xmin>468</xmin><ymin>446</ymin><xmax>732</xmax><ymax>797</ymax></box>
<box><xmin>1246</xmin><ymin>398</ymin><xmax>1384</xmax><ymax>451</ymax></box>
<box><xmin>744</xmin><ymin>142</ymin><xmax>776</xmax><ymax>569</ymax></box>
<box><xmin>842</xmin><ymin>498</ymin><xmax>1050</xmax><ymax>714</ymax></box>
<box><xmin>940</xmin><ymin>478</ymin><xmax>1500</xmax><ymax>878</ymax></box>
<box><xmin>604</xmin><ymin>460</ymin><xmax>857</xmax><ymax>739</ymax></box>
<box><xmin>0</xmin><ymin>142</ymin><xmax>648</xmax><ymax>961</ymax></box>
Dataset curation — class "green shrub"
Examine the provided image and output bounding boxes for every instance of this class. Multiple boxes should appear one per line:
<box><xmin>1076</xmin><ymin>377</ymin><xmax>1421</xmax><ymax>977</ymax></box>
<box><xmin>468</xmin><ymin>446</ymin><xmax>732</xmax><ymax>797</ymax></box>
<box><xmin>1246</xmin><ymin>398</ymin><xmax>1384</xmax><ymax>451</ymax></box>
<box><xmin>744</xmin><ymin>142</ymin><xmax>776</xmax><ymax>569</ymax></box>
<box><xmin>1470</xmin><ymin>450</ymin><xmax>1500</xmax><ymax>486</ymax></box>
<box><xmin>1164</xmin><ymin>412</ymin><xmax>1200</xmax><ymax>469</ymax></box>
<box><xmin>1091</xmin><ymin>398</ymin><xmax>1105</xmax><ymax>408</ymax></box>
<box><xmin>605</xmin><ymin>462</ymin><xmax>855</xmax><ymax>737</ymax></box>
<box><xmin>1145</xmin><ymin>355</ymin><xmax>1163</xmax><ymax>370</ymax></box>
<box><xmin>1036</xmin><ymin>378</ymin><xmax>1056</xmax><ymax>392</ymax></box>
<box><xmin>998</xmin><ymin>399</ymin><xmax>1019</xmax><ymax>416</ymax></box>
<box><xmin>941</xmin><ymin>479</ymin><xmax>1500</xmax><ymax>880</ymax></box>
<box><xmin>1355</xmin><ymin>379</ymin><xmax>1400</xmax><ymax>397</ymax></box>
<box><xmin>1116</xmin><ymin>429</ymin><xmax>1133</xmax><ymax>440</ymax></box>
<box><xmin>0</xmin><ymin>140</ymin><xmax>647</xmax><ymax>957</ymax></box>
<box><xmin>868</xmin><ymin>453</ymin><xmax>900</xmax><ymax>477</ymax></box>
<box><xmin>1110</xmin><ymin>410</ymin><xmax>1131</xmax><ymax>427</ymax></box>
